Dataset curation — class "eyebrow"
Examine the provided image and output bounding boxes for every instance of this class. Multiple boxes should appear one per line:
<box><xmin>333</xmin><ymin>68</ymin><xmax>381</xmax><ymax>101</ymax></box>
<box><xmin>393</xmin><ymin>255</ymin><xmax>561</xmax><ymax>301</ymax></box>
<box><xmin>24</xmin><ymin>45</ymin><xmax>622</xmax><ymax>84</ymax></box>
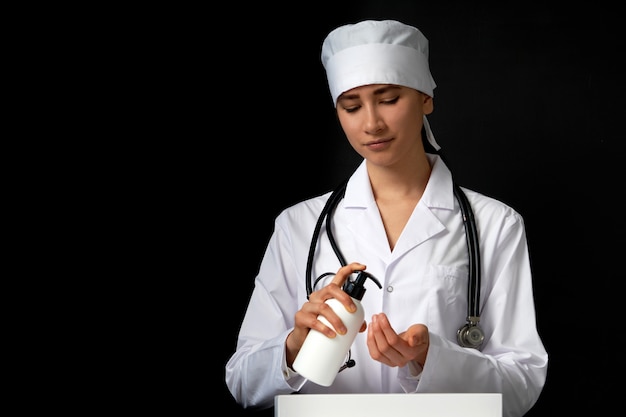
<box><xmin>338</xmin><ymin>85</ymin><xmax>402</xmax><ymax>102</ymax></box>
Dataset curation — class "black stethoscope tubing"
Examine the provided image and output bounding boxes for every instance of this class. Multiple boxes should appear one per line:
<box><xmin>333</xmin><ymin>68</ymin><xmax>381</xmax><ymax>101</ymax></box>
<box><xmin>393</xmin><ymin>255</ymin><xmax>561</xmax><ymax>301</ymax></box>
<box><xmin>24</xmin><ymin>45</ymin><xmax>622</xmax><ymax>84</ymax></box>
<box><xmin>305</xmin><ymin>177</ymin><xmax>349</xmax><ymax>297</ymax></box>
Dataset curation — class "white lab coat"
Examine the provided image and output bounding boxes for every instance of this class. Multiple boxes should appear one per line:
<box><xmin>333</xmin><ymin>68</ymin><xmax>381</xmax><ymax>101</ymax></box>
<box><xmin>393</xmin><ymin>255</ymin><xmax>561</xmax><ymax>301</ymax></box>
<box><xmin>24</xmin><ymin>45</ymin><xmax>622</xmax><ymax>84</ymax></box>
<box><xmin>225</xmin><ymin>155</ymin><xmax>548</xmax><ymax>417</ymax></box>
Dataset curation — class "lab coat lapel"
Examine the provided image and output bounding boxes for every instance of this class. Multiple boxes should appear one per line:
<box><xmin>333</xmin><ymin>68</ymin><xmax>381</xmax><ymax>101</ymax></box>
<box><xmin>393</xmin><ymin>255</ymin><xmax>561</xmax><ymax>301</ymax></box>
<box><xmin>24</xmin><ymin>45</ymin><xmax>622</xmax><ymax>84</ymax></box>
<box><xmin>340</xmin><ymin>162</ymin><xmax>392</xmax><ymax>261</ymax></box>
<box><xmin>391</xmin><ymin>155</ymin><xmax>455</xmax><ymax>261</ymax></box>
<box><xmin>390</xmin><ymin>203</ymin><xmax>446</xmax><ymax>262</ymax></box>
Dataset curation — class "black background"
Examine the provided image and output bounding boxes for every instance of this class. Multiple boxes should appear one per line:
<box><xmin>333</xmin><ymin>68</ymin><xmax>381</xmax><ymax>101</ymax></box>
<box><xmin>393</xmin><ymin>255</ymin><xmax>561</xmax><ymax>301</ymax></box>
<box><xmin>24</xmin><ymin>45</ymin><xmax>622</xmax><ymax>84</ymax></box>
<box><xmin>217</xmin><ymin>1</ymin><xmax>624</xmax><ymax>415</ymax></box>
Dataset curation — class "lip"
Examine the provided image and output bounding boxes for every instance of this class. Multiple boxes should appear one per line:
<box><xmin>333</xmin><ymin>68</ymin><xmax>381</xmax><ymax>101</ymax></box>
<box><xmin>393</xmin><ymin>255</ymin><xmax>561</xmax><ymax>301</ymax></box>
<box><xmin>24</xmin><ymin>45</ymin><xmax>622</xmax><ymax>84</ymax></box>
<box><xmin>365</xmin><ymin>138</ymin><xmax>393</xmax><ymax>150</ymax></box>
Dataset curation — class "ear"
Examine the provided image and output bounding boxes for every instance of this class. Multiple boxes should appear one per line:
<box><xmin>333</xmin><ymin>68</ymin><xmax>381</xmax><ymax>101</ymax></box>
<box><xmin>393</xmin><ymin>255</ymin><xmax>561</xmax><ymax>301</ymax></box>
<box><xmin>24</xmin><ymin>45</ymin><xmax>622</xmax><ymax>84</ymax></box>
<box><xmin>422</xmin><ymin>94</ymin><xmax>434</xmax><ymax>115</ymax></box>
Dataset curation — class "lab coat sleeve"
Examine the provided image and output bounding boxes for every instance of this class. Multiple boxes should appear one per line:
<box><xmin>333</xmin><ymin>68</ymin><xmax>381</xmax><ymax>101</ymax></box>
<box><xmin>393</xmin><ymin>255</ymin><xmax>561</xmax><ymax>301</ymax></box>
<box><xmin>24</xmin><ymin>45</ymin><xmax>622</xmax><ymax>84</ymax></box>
<box><xmin>408</xmin><ymin>208</ymin><xmax>548</xmax><ymax>417</ymax></box>
<box><xmin>224</xmin><ymin>213</ymin><xmax>308</xmax><ymax>409</ymax></box>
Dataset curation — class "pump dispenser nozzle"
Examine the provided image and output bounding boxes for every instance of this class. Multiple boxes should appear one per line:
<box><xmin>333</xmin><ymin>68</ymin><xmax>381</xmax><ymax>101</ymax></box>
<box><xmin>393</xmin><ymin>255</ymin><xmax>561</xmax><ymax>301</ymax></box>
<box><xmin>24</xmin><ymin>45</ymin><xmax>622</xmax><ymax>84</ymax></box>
<box><xmin>342</xmin><ymin>271</ymin><xmax>382</xmax><ymax>300</ymax></box>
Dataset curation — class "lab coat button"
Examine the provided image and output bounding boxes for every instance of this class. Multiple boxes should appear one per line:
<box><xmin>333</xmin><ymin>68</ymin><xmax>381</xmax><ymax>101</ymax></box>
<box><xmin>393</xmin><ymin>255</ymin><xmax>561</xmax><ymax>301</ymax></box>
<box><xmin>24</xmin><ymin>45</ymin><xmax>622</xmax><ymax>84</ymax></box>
<box><xmin>386</xmin><ymin>285</ymin><xmax>393</xmax><ymax>292</ymax></box>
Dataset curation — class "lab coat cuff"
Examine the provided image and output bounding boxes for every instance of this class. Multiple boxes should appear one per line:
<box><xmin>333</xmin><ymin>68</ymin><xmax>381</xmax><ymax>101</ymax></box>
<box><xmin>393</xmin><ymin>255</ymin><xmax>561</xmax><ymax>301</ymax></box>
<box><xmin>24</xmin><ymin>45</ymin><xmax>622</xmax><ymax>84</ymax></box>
<box><xmin>398</xmin><ymin>361</ymin><xmax>422</xmax><ymax>393</ymax></box>
<box><xmin>281</xmin><ymin>343</ymin><xmax>306</xmax><ymax>389</ymax></box>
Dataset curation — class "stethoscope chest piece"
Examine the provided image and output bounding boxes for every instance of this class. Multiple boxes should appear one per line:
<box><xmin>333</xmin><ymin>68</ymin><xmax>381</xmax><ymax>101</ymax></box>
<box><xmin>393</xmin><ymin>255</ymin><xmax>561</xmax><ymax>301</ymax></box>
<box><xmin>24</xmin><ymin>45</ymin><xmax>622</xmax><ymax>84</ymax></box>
<box><xmin>457</xmin><ymin>322</ymin><xmax>485</xmax><ymax>349</ymax></box>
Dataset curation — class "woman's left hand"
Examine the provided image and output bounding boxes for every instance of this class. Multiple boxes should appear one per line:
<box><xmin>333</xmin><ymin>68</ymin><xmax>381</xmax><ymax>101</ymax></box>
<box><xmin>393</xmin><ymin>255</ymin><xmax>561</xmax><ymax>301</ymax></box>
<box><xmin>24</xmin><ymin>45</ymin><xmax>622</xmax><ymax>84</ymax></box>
<box><xmin>366</xmin><ymin>313</ymin><xmax>429</xmax><ymax>368</ymax></box>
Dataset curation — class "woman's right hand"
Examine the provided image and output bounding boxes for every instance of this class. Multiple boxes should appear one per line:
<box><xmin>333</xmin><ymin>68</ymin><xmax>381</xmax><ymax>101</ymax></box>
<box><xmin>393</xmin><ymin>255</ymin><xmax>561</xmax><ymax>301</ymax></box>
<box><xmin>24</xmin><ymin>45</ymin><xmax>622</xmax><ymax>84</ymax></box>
<box><xmin>286</xmin><ymin>262</ymin><xmax>367</xmax><ymax>367</ymax></box>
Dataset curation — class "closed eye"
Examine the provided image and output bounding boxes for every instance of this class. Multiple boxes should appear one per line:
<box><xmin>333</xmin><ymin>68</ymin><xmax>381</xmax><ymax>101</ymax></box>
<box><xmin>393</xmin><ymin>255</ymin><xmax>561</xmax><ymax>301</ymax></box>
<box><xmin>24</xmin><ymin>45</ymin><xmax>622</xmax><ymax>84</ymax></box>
<box><xmin>381</xmin><ymin>96</ymin><xmax>399</xmax><ymax>105</ymax></box>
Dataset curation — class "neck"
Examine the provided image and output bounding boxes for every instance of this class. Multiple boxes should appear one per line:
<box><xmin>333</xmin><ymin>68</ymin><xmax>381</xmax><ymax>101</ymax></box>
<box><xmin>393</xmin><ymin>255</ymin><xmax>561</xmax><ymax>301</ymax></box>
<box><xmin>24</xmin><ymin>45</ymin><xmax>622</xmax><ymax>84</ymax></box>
<box><xmin>367</xmin><ymin>153</ymin><xmax>432</xmax><ymax>200</ymax></box>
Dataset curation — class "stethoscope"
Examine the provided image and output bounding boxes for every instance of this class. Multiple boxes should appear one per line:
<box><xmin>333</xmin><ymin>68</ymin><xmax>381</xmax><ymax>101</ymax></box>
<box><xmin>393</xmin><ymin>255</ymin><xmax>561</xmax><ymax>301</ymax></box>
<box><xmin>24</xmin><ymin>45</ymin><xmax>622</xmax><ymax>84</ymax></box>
<box><xmin>305</xmin><ymin>154</ymin><xmax>485</xmax><ymax>351</ymax></box>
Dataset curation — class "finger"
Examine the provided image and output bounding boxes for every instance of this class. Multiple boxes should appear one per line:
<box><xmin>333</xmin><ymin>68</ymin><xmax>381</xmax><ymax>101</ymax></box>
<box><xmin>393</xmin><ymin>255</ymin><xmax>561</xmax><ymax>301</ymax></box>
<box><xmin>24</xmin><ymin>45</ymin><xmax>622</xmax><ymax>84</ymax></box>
<box><xmin>295</xmin><ymin>301</ymin><xmax>343</xmax><ymax>338</ymax></box>
<box><xmin>313</xmin><ymin>262</ymin><xmax>365</xmax><ymax>315</ymax></box>
<box><xmin>370</xmin><ymin>314</ymin><xmax>406</xmax><ymax>365</ymax></box>
<box><xmin>330</xmin><ymin>262</ymin><xmax>366</xmax><ymax>287</ymax></box>
<box><xmin>367</xmin><ymin>315</ymin><xmax>393</xmax><ymax>366</ymax></box>
<box><xmin>377</xmin><ymin>315</ymin><xmax>418</xmax><ymax>360</ymax></box>
<box><xmin>372</xmin><ymin>313</ymin><xmax>398</xmax><ymax>348</ymax></box>
<box><xmin>402</xmin><ymin>324</ymin><xmax>429</xmax><ymax>347</ymax></box>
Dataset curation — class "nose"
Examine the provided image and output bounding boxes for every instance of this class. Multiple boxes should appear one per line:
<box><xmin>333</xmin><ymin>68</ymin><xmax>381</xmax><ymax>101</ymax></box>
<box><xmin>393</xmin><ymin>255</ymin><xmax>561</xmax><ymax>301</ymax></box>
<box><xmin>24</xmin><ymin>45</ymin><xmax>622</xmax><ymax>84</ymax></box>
<box><xmin>364</xmin><ymin>106</ymin><xmax>385</xmax><ymax>134</ymax></box>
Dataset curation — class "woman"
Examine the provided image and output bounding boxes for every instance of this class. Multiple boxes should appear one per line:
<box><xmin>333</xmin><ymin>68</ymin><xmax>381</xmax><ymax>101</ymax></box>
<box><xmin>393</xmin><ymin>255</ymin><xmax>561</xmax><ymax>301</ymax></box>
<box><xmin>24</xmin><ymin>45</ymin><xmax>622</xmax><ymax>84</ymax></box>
<box><xmin>225</xmin><ymin>19</ymin><xmax>548</xmax><ymax>417</ymax></box>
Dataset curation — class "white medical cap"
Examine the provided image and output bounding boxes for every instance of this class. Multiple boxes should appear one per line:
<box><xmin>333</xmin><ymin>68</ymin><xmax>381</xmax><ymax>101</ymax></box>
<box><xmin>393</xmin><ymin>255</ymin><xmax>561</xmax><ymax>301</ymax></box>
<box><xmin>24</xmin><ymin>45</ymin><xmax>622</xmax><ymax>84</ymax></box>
<box><xmin>321</xmin><ymin>20</ymin><xmax>440</xmax><ymax>151</ymax></box>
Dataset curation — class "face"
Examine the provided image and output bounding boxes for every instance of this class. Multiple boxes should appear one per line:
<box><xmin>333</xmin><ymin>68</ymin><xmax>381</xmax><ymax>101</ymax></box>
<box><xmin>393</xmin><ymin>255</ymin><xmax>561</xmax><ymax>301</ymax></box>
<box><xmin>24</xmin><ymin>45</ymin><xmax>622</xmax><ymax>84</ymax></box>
<box><xmin>335</xmin><ymin>84</ymin><xmax>433</xmax><ymax>168</ymax></box>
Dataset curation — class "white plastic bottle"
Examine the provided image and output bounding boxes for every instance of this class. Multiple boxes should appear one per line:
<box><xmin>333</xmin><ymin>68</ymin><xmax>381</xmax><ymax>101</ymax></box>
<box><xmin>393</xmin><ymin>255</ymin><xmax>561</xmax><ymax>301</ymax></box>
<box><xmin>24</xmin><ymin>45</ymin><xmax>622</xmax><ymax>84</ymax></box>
<box><xmin>292</xmin><ymin>271</ymin><xmax>381</xmax><ymax>386</ymax></box>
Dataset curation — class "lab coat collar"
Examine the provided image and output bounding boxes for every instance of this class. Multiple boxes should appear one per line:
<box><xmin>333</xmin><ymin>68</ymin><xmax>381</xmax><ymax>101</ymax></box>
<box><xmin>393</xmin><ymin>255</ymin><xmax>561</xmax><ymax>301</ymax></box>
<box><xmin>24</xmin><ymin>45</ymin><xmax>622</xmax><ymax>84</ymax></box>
<box><xmin>421</xmin><ymin>154</ymin><xmax>456</xmax><ymax>210</ymax></box>
<box><xmin>342</xmin><ymin>154</ymin><xmax>455</xmax><ymax>211</ymax></box>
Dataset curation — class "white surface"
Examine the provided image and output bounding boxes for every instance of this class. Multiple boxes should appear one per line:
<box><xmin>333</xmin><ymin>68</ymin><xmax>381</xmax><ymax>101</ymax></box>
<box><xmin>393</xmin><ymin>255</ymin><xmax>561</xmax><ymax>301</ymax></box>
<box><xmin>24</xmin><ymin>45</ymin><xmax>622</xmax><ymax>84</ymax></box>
<box><xmin>275</xmin><ymin>393</ymin><xmax>502</xmax><ymax>417</ymax></box>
